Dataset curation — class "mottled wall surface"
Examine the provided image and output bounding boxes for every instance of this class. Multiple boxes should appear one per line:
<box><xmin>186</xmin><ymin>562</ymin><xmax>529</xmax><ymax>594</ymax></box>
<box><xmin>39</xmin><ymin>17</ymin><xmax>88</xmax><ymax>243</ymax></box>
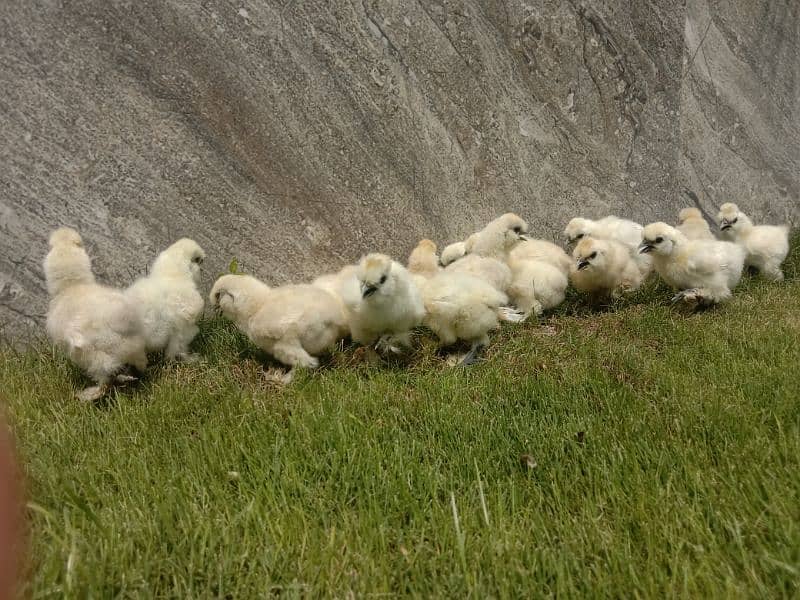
<box><xmin>1</xmin><ymin>0</ymin><xmax>798</xmax><ymax>340</ymax></box>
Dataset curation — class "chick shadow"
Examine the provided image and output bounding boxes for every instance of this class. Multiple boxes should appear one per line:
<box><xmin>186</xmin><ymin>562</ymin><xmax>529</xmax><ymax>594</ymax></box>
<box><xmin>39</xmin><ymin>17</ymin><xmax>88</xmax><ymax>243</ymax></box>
<box><xmin>548</xmin><ymin>276</ymin><xmax>687</xmax><ymax>319</ymax></box>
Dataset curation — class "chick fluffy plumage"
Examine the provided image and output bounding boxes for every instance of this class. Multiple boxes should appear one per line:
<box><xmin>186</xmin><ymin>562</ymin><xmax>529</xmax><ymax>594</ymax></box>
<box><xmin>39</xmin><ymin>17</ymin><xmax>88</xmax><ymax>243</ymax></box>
<box><xmin>445</xmin><ymin>213</ymin><xmax>528</xmax><ymax>294</ymax></box>
<box><xmin>348</xmin><ymin>253</ymin><xmax>425</xmax><ymax>351</ymax></box>
<box><xmin>211</xmin><ymin>274</ymin><xmax>347</xmax><ymax>369</ymax></box>
<box><xmin>126</xmin><ymin>239</ymin><xmax>205</xmax><ymax>361</ymax></box>
<box><xmin>407</xmin><ymin>240</ymin><xmax>508</xmax><ymax>363</ymax></box>
<box><xmin>569</xmin><ymin>237</ymin><xmax>645</xmax><ymax>297</ymax></box>
<box><xmin>676</xmin><ymin>207</ymin><xmax>715</xmax><ymax>241</ymax></box>
<box><xmin>640</xmin><ymin>222</ymin><xmax>746</xmax><ymax>305</ymax></box>
<box><xmin>407</xmin><ymin>239</ymin><xmax>441</xmax><ymax>287</ymax></box>
<box><xmin>564</xmin><ymin>216</ymin><xmax>644</xmax><ymax>250</ymax></box>
<box><xmin>439</xmin><ymin>241</ymin><xmax>467</xmax><ymax>267</ymax></box>
<box><xmin>509</xmin><ymin>238</ymin><xmax>572</xmax><ymax>276</ymax></box>
<box><xmin>508</xmin><ymin>257</ymin><xmax>568</xmax><ymax>317</ymax></box>
<box><xmin>716</xmin><ymin>203</ymin><xmax>790</xmax><ymax>281</ymax></box>
<box><xmin>44</xmin><ymin>227</ymin><xmax>147</xmax><ymax>400</ymax></box>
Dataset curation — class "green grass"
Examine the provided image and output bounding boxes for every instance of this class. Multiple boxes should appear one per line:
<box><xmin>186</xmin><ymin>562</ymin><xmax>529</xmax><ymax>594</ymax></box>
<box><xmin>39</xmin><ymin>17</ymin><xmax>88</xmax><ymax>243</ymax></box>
<box><xmin>3</xmin><ymin>240</ymin><xmax>800</xmax><ymax>597</ymax></box>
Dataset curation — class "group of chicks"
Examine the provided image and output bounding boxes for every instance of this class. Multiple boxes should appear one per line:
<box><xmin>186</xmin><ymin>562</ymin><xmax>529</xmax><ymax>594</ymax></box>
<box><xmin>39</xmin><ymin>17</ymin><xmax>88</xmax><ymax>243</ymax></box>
<box><xmin>43</xmin><ymin>202</ymin><xmax>790</xmax><ymax>401</ymax></box>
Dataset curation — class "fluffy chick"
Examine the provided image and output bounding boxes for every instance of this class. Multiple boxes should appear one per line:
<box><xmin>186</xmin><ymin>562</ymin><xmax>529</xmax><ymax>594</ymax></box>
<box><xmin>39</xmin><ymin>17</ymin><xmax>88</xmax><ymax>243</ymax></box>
<box><xmin>422</xmin><ymin>272</ymin><xmax>509</xmax><ymax>365</ymax></box>
<box><xmin>44</xmin><ymin>227</ymin><xmax>148</xmax><ymax>401</ymax></box>
<box><xmin>569</xmin><ymin>237</ymin><xmax>645</xmax><ymax>297</ymax></box>
<box><xmin>716</xmin><ymin>203</ymin><xmax>790</xmax><ymax>281</ymax></box>
<box><xmin>677</xmin><ymin>207</ymin><xmax>715</xmax><ymax>241</ymax></box>
<box><xmin>640</xmin><ymin>222</ymin><xmax>746</xmax><ymax>306</ymax></box>
<box><xmin>347</xmin><ymin>253</ymin><xmax>425</xmax><ymax>353</ymax></box>
<box><xmin>126</xmin><ymin>239</ymin><xmax>205</xmax><ymax>361</ymax></box>
<box><xmin>446</xmin><ymin>213</ymin><xmax>528</xmax><ymax>294</ymax></box>
<box><xmin>211</xmin><ymin>274</ymin><xmax>347</xmax><ymax>370</ymax></box>
<box><xmin>564</xmin><ymin>216</ymin><xmax>644</xmax><ymax>251</ymax></box>
<box><xmin>406</xmin><ymin>239</ymin><xmax>507</xmax><ymax>364</ymax></box>
<box><xmin>507</xmin><ymin>257</ymin><xmax>568</xmax><ymax>318</ymax></box>
<box><xmin>509</xmin><ymin>238</ymin><xmax>572</xmax><ymax>276</ymax></box>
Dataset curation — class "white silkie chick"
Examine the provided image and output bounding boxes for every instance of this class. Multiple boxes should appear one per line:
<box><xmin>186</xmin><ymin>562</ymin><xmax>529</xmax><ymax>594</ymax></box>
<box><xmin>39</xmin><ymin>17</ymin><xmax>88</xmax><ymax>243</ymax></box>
<box><xmin>564</xmin><ymin>216</ymin><xmax>644</xmax><ymax>251</ymax></box>
<box><xmin>348</xmin><ymin>253</ymin><xmax>425</xmax><ymax>354</ymax></box>
<box><xmin>445</xmin><ymin>213</ymin><xmax>528</xmax><ymax>293</ymax></box>
<box><xmin>565</xmin><ymin>215</ymin><xmax>652</xmax><ymax>279</ymax></box>
<box><xmin>676</xmin><ymin>207</ymin><xmax>715</xmax><ymax>241</ymax></box>
<box><xmin>509</xmin><ymin>238</ymin><xmax>572</xmax><ymax>276</ymax></box>
<box><xmin>407</xmin><ymin>239</ymin><xmax>441</xmax><ymax>287</ymax></box>
<box><xmin>406</xmin><ymin>240</ymin><xmax>508</xmax><ymax>365</ymax></box>
<box><xmin>716</xmin><ymin>203</ymin><xmax>790</xmax><ymax>281</ymax></box>
<box><xmin>569</xmin><ymin>237</ymin><xmax>645</xmax><ymax>297</ymax></box>
<box><xmin>210</xmin><ymin>274</ymin><xmax>348</xmax><ymax>371</ymax></box>
<box><xmin>126</xmin><ymin>239</ymin><xmax>205</xmax><ymax>362</ymax></box>
<box><xmin>44</xmin><ymin>227</ymin><xmax>148</xmax><ymax>401</ymax></box>
<box><xmin>507</xmin><ymin>257</ymin><xmax>568</xmax><ymax>318</ymax></box>
<box><xmin>639</xmin><ymin>222</ymin><xmax>746</xmax><ymax>306</ymax></box>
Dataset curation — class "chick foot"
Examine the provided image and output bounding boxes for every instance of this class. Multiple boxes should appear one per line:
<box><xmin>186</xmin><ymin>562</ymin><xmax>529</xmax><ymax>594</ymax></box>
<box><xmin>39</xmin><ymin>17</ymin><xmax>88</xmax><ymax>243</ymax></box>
<box><xmin>459</xmin><ymin>343</ymin><xmax>486</xmax><ymax>367</ymax></box>
<box><xmin>174</xmin><ymin>352</ymin><xmax>203</xmax><ymax>364</ymax></box>
<box><xmin>262</xmin><ymin>367</ymin><xmax>294</xmax><ymax>386</ymax></box>
<box><xmin>76</xmin><ymin>385</ymin><xmax>108</xmax><ymax>402</ymax></box>
<box><xmin>498</xmin><ymin>306</ymin><xmax>526</xmax><ymax>323</ymax></box>
<box><xmin>375</xmin><ymin>335</ymin><xmax>403</xmax><ymax>355</ymax></box>
<box><xmin>671</xmin><ymin>288</ymin><xmax>702</xmax><ymax>304</ymax></box>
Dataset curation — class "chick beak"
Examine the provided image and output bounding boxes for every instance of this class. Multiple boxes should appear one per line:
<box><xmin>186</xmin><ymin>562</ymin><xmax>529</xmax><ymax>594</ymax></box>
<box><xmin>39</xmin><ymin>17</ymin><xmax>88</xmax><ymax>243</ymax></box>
<box><xmin>361</xmin><ymin>283</ymin><xmax>378</xmax><ymax>298</ymax></box>
<box><xmin>720</xmin><ymin>221</ymin><xmax>732</xmax><ymax>231</ymax></box>
<box><xmin>639</xmin><ymin>243</ymin><xmax>654</xmax><ymax>254</ymax></box>
<box><xmin>577</xmin><ymin>259</ymin><xmax>590</xmax><ymax>270</ymax></box>
<box><xmin>518</xmin><ymin>233</ymin><xmax>529</xmax><ymax>241</ymax></box>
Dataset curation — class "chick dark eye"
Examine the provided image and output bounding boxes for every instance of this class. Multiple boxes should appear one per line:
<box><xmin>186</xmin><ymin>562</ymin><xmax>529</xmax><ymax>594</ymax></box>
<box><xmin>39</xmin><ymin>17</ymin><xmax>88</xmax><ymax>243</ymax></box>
<box><xmin>730</xmin><ymin>218</ymin><xmax>738</xmax><ymax>225</ymax></box>
<box><xmin>379</xmin><ymin>275</ymin><xmax>387</xmax><ymax>284</ymax></box>
<box><xmin>655</xmin><ymin>237</ymin><xmax>664</xmax><ymax>244</ymax></box>
<box><xmin>193</xmin><ymin>256</ymin><xmax>203</xmax><ymax>264</ymax></box>
<box><xmin>512</xmin><ymin>226</ymin><xmax>521</xmax><ymax>234</ymax></box>
<box><xmin>575</xmin><ymin>233</ymin><xmax>584</xmax><ymax>240</ymax></box>
<box><xmin>589</xmin><ymin>252</ymin><xmax>597</xmax><ymax>259</ymax></box>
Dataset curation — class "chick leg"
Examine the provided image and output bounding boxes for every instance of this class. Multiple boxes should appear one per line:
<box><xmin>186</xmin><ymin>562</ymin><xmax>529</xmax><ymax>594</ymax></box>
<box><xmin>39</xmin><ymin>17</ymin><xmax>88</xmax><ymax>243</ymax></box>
<box><xmin>376</xmin><ymin>332</ymin><xmax>413</xmax><ymax>355</ymax></box>
<box><xmin>165</xmin><ymin>324</ymin><xmax>201</xmax><ymax>363</ymax></box>
<box><xmin>129</xmin><ymin>348</ymin><xmax>148</xmax><ymax>374</ymax></box>
<box><xmin>460</xmin><ymin>339</ymin><xmax>488</xmax><ymax>366</ymax></box>
<box><xmin>761</xmin><ymin>259</ymin><xmax>785</xmax><ymax>282</ymax></box>
<box><xmin>271</xmin><ymin>339</ymin><xmax>319</xmax><ymax>370</ymax></box>
<box><xmin>79</xmin><ymin>354</ymin><xmax>123</xmax><ymax>401</ymax></box>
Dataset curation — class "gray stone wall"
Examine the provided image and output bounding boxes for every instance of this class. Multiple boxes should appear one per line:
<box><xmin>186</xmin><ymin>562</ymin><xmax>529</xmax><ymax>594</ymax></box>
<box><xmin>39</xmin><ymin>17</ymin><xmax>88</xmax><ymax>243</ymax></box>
<box><xmin>1</xmin><ymin>0</ymin><xmax>798</xmax><ymax>340</ymax></box>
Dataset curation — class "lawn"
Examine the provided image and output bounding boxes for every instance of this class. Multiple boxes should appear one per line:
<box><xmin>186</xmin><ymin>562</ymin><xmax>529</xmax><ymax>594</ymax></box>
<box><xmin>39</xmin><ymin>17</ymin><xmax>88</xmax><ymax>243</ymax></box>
<box><xmin>2</xmin><ymin>240</ymin><xmax>799</xmax><ymax>597</ymax></box>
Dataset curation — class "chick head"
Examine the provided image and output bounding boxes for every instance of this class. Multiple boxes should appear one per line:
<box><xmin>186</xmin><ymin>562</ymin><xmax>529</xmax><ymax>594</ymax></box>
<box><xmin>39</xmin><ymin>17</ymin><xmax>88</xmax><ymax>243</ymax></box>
<box><xmin>48</xmin><ymin>227</ymin><xmax>83</xmax><ymax>248</ymax></box>
<box><xmin>495</xmin><ymin>213</ymin><xmax>529</xmax><ymax>249</ymax></box>
<box><xmin>640</xmin><ymin>222</ymin><xmax>680</xmax><ymax>256</ymax></box>
<box><xmin>209</xmin><ymin>274</ymin><xmax>266</xmax><ymax>321</ymax></box>
<box><xmin>716</xmin><ymin>202</ymin><xmax>742</xmax><ymax>234</ymax></box>
<box><xmin>678</xmin><ymin>207</ymin><xmax>702</xmax><ymax>224</ymax></box>
<box><xmin>156</xmin><ymin>238</ymin><xmax>206</xmax><ymax>284</ymax></box>
<box><xmin>407</xmin><ymin>239</ymin><xmax>439</xmax><ymax>277</ymax></box>
<box><xmin>439</xmin><ymin>241</ymin><xmax>467</xmax><ymax>267</ymax></box>
<box><xmin>357</xmin><ymin>253</ymin><xmax>395</xmax><ymax>299</ymax></box>
<box><xmin>572</xmin><ymin>237</ymin><xmax>610</xmax><ymax>272</ymax></box>
<box><xmin>471</xmin><ymin>213</ymin><xmax>528</xmax><ymax>257</ymax></box>
<box><xmin>564</xmin><ymin>218</ymin><xmax>592</xmax><ymax>245</ymax></box>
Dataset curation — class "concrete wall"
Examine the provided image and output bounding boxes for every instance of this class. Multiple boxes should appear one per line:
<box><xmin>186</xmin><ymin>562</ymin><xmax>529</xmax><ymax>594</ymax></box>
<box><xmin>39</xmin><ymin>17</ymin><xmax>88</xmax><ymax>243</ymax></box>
<box><xmin>1</xmin><ymin>0</ymin><xmax>798</xmax><ymax>340</ymax></box>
